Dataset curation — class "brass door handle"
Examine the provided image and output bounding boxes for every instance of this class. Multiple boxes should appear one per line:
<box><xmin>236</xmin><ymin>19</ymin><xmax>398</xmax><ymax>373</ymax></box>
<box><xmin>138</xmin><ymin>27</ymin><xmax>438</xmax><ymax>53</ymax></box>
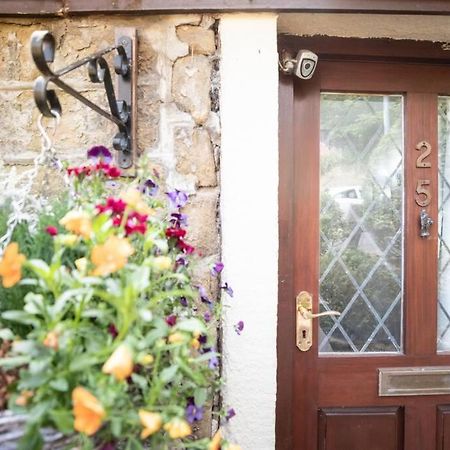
<box><xmin>296</xmin><ymin>291</ymin><xmax>340</xmax><ymax>352</ymax></box>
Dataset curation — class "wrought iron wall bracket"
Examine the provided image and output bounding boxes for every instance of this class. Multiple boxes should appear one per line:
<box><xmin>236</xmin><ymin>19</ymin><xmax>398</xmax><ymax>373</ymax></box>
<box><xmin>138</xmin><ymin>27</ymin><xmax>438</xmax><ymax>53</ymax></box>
<box><xmin>31</xmin><ymin>28</ymin><xmax>137</xmax><ymax>169</ymax></box>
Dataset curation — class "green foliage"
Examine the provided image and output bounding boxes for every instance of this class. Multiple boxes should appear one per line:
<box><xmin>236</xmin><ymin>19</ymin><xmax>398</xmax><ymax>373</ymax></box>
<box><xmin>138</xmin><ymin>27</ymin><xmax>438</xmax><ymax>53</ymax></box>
<box><xmin>0</xmin><ymin>160</ymin><xmax>237</xmax><ymax>450</ymax></box>
<box><xmin>0</xmin><ymin>199</ymin><xmax>69</xmax><ymax>336</ymax></box>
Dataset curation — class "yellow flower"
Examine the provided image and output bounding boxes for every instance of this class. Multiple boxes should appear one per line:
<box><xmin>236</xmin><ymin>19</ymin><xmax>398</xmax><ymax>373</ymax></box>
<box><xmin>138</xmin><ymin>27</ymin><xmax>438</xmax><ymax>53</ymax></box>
<box><xmin>138</xmin><ymin>354</ymin><xmax>154</xmax><ymax>366</ymax></box>
<box><xmin>120</xmin><ymin>187</ymin><xmax>154</xmax><ymax>215</ymax></box>
<box><xmin>102</xmin><ymin>344</ymin><xmax>134</xmax><ymax>381</ymax></box>
<box><xmin>75</xmin><ymin>257</ymin><xmax>88</xmax><ymax>273</ymax></box>
<box><xmin>43</xmin><ymin>331</ymin><xmax>59</xmax><ymax>350</ymax></box>
<box><xmin>152</xmin><ymin>256</ymin><xmax>172</xmax><ymax>271</ymax></box>
<box><xmin>168</xmin><ymin>332</ymin><xmax>186</xmax><ymax>344</ymax></box>
<box><xmin>209</xmin><ymin>430</ymin><xmax>222</xmax><ymax>450</ymax></box>
<box><xmin>191</xmin><ymin>338</ymin><xmax>200</xmax><ymax>350</ymax></box>
<box><xmin>0</xmin><ymin>243</ymin><xmax>25</xmax><ymax>288</ymax></box>
<box><xmin>163</xmin><ymin>418</ymin><xmax>192</xmax><ymax>439</ymax></box>
<box><xmin>59</xmin><ymin>210</ymin><xmax>92</xmax><ymax>238</ymax></box>
<box><xmin>139</xmin><ymin>410</ymin><xmax>163</xmax><ymax>439</ymax></box>
<box><xmin>58</xmin><ymin>234</ymin><xmax>78</xmax><ymax>247</ymax></box>
<box><xmin>91</xmin><ymin>236</ymin><xmax>134</xmax><ymax>276</ymax></box>
<box><xmin>72</xmin><ymin>387</ymin><xmax>105</xmax><ymax>436</ymax></box>
<box><xmin>15</xmin><ymin>390</ymin><xmax>33</xmax><ymax>407</ymax></box>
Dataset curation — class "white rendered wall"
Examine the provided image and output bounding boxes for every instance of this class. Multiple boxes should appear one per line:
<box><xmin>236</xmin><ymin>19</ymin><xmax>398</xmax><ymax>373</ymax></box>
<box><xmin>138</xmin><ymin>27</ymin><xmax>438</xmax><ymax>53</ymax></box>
<box><xmin>219</xmin><ymin>13</ymin><xmax>279</xmax><ymax>450</ymax></box>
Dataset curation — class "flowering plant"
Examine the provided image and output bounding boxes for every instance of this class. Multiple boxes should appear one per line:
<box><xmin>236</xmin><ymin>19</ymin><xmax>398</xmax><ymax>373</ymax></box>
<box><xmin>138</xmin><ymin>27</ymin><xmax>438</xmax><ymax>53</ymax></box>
<box><xmin>0</xmin><ymin>147</ymin><xmax>239</xmax><ymax>450</ymax></box>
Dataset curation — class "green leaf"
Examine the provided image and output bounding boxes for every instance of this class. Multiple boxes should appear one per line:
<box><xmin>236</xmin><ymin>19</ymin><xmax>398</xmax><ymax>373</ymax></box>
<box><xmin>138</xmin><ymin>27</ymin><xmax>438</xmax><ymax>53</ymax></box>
<box><xmin>194</xmin><ymin>388</ymin><xmax>208</xmax><ymax>407</ymax></box>
<box><xmin>160</xmin><ymin>365</ymin><xmax>178</xmax><ymax>382</ymax></box>
<box><xmin>129</xmin><ymin>266</ymin><xmax>150</xmax><ymax>291</ymax></box>
<box><xmin>0</xmin><ymin>328</ymin><xmax>14</xmax><ymax>341</ymax></box>
<box><xmin>69</xmin><ymin>354</ymin><xmax>100</xmax><ymax>372</ymax></box>
<box><xmin>18</xmin><ymin>423</ymin><xmax>44</xmax><ymax>450</ymax></box>
<box><xmin>28</xmin><ymin>401</ymin><xmax>51</xmax><ymax>423</ymax></box>
<box><xmin>111</xmin><ymin>417</ymin><xmax>123</xmax><ymax>437</ymax></box>
<box><xmin>0</xmin><ymin>356</ymin><xmax>29</xmax><ymax>368</ymax></box>
<box><xmin>49</xmin><ymin>378</ymin><xmax>69</xmax><ymax>392</ymax></box>
<box><xmin>52</xmin><ymin>288</ymin><xmax>92</xmax><ymax>317</ymax></box>
<box><xmin>49</xmin><ymin>409</ymin><xmax>74</xmax><ymax>434</ymax></box>
<box><xmin>2</xmin><ymin>310</ymin><xmax>39</xmax><ymax>326</ymax></box>
<box><xmin>23</xmin><ymin>293</ymin><xmax>46</xmax><ymax>316</ymax></box>
<box><xmin>27</xmin><ymin>259</ymin><xmax>51</xmax><ymax>280</ymax></box>
<box><xmin>125</xmin><ymin>437</ymin><xmax>144</xmax><ymax>450</ymax></box>
<box><xmin>177</xmin><ymin>318</ymin><xmax>206</xmax><ymax>334</ymax></box>
<box><xmin>131</xmin><ymin>373</ymin><xmax>148</xmax><ymax>390</ymax></box>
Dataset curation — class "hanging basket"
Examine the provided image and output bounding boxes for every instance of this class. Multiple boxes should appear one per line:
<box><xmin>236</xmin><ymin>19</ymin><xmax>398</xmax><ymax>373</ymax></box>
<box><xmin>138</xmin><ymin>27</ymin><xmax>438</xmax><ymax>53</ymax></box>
<box><xmin>0</xmin><ymin>411</ymin><xmax>74</xmax><ymax>449</ymax></box>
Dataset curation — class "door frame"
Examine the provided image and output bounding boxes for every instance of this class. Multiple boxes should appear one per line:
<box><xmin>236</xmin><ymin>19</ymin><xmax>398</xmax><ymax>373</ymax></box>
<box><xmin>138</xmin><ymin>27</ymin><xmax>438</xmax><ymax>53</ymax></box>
<box><xmin>276</xmin><ymin>36</ymin><xmax>450</xmax><ymax>450</ymax></box>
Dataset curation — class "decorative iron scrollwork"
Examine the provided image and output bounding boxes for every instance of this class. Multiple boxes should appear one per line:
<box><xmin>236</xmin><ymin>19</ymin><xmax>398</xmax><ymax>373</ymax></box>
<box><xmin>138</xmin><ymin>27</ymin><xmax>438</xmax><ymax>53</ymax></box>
<box><xmin>31</xmin><ymin>30</ymin><xmax>136</xmax><ymax>169</ymax></box>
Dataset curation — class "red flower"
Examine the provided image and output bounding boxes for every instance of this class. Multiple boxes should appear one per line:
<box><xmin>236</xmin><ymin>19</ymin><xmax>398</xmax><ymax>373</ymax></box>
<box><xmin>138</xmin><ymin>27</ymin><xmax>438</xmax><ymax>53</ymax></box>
<box><xmin>166</xmin><ymin>227</ymin><xmax>187</xmax><ymax>238</ymax></box>
<box><xmin>107</xmin><ymin>167</ymin><xmax>121</xmax><ymax>178</ymax></box>
<box><xmin>165</xmin><ymin>315</ymin><xmax>177</xmax><ymax>327</ymax></box>
<box><xmin>45</xmin><ymin>226</ymin><xmax>58</xmax><ymax>236</ymax></box>
<box><xmin>177</xmin><ymin>239</ymin><xmax>195</xmax><ymax>255</ymax></box>
<box><xmin>106</xmin><ymin>198</ymin><xmax>127</xmax><ymax>214</ymax></box>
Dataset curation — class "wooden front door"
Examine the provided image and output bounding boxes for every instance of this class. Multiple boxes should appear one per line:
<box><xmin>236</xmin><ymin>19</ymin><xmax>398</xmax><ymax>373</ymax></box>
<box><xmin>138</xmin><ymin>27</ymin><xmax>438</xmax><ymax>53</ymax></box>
<box><xmin>278</xmin><ymin>40</ymin><xmax>450</xmax><ymax>450</ymax></box>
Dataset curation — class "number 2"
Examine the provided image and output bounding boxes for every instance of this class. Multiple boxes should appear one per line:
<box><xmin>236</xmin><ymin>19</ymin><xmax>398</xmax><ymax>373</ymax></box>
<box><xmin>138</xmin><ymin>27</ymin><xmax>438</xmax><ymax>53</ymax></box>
<box><xmin>416</xmin><ymin>141</ymin><xmax>432</xmax><ymax>168</ymax></box>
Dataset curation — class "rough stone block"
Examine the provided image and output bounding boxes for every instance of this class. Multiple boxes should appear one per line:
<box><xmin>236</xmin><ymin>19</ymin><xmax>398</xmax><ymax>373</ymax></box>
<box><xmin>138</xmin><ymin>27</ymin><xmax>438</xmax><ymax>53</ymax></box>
<box><xmin>176</xmin><ymin>25</ymin><xmax>216</xmax><ymax>56</ymax></box>
<box><xmin>183</xmin><ymin>189</ymin><xmax>219</xmax><ymax>257</ymax></box>
<box><xmin>176</xmin><ymin>127</ymin><xmax>217</xmax><ymax>188</ymax></box>
<box><xmin>172</xmin><ymin>55</ymin><xmax>211</xmax><ymax>125</ymax></box>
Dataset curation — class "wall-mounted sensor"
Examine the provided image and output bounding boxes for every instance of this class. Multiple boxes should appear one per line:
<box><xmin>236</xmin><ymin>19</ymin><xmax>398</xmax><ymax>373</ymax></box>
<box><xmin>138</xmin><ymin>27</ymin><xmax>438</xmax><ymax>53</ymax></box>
<box><xmin>279</xmin><ymin>49</ymin><xmax>318</xmax><ymax>80</ymax></box>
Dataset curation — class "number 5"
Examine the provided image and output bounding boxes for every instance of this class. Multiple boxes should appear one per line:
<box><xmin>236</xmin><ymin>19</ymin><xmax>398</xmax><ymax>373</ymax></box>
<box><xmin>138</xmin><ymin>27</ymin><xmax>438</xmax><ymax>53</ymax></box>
<box><xmin>416</xmin><ymin>179</ymin><xmax>431</xmax><ymax>207</ymax></box>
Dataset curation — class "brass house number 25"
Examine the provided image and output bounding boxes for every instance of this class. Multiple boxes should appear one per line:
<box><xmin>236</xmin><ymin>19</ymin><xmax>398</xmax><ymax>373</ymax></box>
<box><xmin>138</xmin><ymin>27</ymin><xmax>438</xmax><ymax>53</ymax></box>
<box><xmin>415</xmin><ymin>141</ymin><xmax>432</xmax><ymax>207</ymax></box>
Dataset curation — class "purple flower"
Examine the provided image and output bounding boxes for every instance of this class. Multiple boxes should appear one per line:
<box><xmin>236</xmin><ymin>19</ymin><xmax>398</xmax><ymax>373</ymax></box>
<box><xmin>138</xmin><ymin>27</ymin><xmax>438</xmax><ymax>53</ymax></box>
<box><xmin>165</xmin><ymin>315</ymin><xmax>177</xmax><ymax>327</ymax></box>
<box><xmin>179</xmin><ymin>296</ymin><xmax>189</xmax><ymax>307</ymax></box>
<box><xmin>170</xmin><ymin>212</ymin><xmax>188</xmax><ymax>227</ymax></box>
<box><xmin>234</xmin><ymin>321</ymin><xmax>244</xmax><ymax>335</ymax></box>
<box><xmin>211</xmin><ymin>261</ymin><xmax>224</xmax><ymax>276</ymax></box>
<box><xmin>87</xmin><ymin>145</ymin><xmax>112</xmax><ymax>163</ymax></box>
<box><xmin>221</xmin><ymin>283</ymin><xmax>234</xmax><ymax>297</ymax></box>
<box><xmin>198</xmin><ymin>286</ymin><xmax>212</xmax><ymax>305</ymax></box>
<box><xmin>141</xmin><ymin>178</ymin><xmax>158</xmax><ymax>197</ymax></box>
<box><xmin>208</xmin><ymin>351</ymin><xmax>219</xmax><ymax>369</ymax></box>
<box><xmin>167</xmin><ymin>190</ymin><xmax>189</xmax><ymax>209</ymax></box>
<box><xmin>198</xmin><ymin>334</ymin><xmax>207</xmax><ymax>345</ymax></box>
<box><xmin>226</xmin><ymin>408</ymin><xmax>236</xmax><ymax>421</ymax></box>
<box><xmin>176</xmin><ymin>255</ymin><xmax>189</xmax><ymax>267</ymax></box>
<box><xmin>203</xmin><ymin>311</ymin><xmax>212</xmax><ymax>322</ymax></box>
<box><xmin>185</xmin><ymin>400</ymin><xmax>204</xmax><ymax>423</ymax></box>
<box><xmin>100</xmin><ymin>443</ymin><xmax>116</xmax><ymax>450</ymax></box>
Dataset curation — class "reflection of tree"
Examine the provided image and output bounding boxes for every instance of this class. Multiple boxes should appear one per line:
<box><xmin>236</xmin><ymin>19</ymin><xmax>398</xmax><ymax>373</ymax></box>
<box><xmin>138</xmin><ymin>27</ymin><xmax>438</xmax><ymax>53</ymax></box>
<box><xmin>319</xmin><ymin>95</ymin><xmax>403</xmax><ymax>352</ymax></box>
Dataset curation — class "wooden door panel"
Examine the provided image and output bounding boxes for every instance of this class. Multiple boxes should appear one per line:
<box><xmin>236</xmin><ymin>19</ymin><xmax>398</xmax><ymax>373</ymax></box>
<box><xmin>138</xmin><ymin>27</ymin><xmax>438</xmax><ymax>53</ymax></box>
<box><xmin>278</xmin><ymin>49</ymin><xmax>450</xmax><ymax>449</ymax></box>
<box><xmin>437</xmin><ymin>406</ymin><xmax>450</xmax><ymax>450</ymax></box>
<box><xmin>318</xmin><ymin>407</ymin><xmax>404</xmax><ymax>450</ymax></box>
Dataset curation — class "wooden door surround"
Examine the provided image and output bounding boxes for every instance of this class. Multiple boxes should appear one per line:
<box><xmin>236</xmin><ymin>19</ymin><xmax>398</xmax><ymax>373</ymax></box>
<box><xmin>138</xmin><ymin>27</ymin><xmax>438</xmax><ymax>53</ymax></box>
<box><xmin>277</xmin><ymin>37</ymin><xmax>450</xmax><ymax>450</ymax></box>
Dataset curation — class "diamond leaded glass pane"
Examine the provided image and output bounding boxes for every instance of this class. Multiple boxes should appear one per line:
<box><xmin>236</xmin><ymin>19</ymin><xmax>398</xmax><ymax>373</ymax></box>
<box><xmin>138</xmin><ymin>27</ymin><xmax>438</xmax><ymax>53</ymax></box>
<box><xmin>319</xmin><ymin>94</ymin><xmax>404</xmax><ymax>354</ymax></box>
<box><xmin>437</xmin><ymin>97</ymin><xmax>450</xmax><ymax>351</ymax></box>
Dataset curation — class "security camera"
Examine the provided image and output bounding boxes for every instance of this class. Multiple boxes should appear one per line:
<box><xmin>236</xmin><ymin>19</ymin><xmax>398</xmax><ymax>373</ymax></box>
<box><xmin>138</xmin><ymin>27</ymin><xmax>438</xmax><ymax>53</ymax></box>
<box><xmin>279</xmin><ymin>49</ymin><xmax>318</xmax><ymax>80</ymax></box>
<box><xmin>293</xmin><ymin>50</ymin><xmax>318</xmax><ymax>79</ymax></box>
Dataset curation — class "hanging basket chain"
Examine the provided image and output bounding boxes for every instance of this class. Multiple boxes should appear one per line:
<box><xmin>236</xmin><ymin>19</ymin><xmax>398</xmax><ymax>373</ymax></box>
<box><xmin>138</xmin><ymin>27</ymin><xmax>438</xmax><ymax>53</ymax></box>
<box><xmin>0</xmin><ymin>112</ymin><xmax>65</xmax><ymax>256</ymax></box>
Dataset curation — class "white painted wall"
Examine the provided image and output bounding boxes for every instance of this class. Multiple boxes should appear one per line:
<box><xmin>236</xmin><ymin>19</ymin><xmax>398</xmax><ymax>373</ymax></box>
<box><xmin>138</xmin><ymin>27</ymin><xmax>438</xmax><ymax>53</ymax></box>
<box><xmin>219</xmin><ymin>13</ymin><xmax>279</xmax><ymax>450</ymax></box>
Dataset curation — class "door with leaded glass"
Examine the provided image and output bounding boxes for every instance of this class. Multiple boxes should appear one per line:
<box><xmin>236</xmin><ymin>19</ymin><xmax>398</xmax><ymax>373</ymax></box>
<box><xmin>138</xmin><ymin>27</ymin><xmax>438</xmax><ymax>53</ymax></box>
<box><xmin>278</xmin><ymin>53</ymin><xmax>450</xmax><ymax>450</ymax></box>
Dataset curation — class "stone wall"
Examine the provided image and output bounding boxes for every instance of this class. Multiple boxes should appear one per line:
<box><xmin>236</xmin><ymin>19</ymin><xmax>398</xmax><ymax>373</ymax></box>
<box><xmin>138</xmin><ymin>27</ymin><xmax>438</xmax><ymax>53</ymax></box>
<box><xmin>0</xmin><ymin>13</ymin><xmax>221</xmax><ymax>437</ymax></box>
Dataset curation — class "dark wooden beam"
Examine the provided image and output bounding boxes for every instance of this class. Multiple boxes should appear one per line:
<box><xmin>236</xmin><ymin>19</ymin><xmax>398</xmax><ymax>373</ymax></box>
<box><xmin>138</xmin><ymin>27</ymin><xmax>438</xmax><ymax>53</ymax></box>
<box><xmin>0</xmin><ymin>0</ymin><xmax>63</xmax><ymax>16</ymax></box>
<box><xmin>2</xmin><ymin>0</ymin><xmax>450</xmax><ymax>16</ymax></box>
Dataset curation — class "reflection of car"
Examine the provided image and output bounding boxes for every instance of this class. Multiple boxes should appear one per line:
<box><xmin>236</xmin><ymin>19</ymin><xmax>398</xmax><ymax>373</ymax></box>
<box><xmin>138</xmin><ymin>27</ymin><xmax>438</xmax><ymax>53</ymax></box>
<box><xmin>329</xmin><ymin>186</ymin><xmax>363</xmax><ymax>213</ymax></box>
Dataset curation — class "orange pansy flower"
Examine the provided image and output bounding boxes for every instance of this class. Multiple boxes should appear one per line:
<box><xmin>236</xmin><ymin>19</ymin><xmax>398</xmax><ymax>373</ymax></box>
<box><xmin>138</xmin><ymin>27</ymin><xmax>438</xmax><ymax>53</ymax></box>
<box><xmin>163</xmin><ymin>418</ymin><xmax>192</xmax><ymax>439</ymax></box>
<box><xmin>120</xmin><ymin>187</ymin><xmax>154</xmax><ymax>216</ymax></box>
<box><xmin>72</xmin><ymin>387</ymin><xmax>105</xmax><ymax>436</ymax></box>
<box><xmin>91</xmin><ymin>236</ymin><xmax>134</xmax><ymax>276</ymax></box>
<box><xmin>102</xmin><ymin>344</ymin><xmax>133</xmax><ymax>381</ymax></box>
<box><xmin>139</xmin><ymin>410</ymin><xmax>163</xmax><ymax>439</ymax></box>
<box><xmin>43</xmin><ymin>331</ymin><xmax>59</xmax><ymax>350</ymax></box>
<box><xmin>209</xmin><ymin>430</ymin><xmax>222</xmax><ymax>450</ymax></box>
<box><xmin>59</xmin><ymin>210</ymin><xmax>92</xmax><ymax>238</ymax></box>
<box><xmin>0</xmin><ymin>243</ymin><xmax>26</xmax><ymax>288</ymax></box>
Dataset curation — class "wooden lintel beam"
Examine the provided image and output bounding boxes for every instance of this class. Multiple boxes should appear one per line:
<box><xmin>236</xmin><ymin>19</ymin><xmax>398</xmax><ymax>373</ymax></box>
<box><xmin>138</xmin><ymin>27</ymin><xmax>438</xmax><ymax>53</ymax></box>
<box><xmin>1</xmin><ymin>0</ymin><xmax>450</xmax><ymax>16</ymax></box>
